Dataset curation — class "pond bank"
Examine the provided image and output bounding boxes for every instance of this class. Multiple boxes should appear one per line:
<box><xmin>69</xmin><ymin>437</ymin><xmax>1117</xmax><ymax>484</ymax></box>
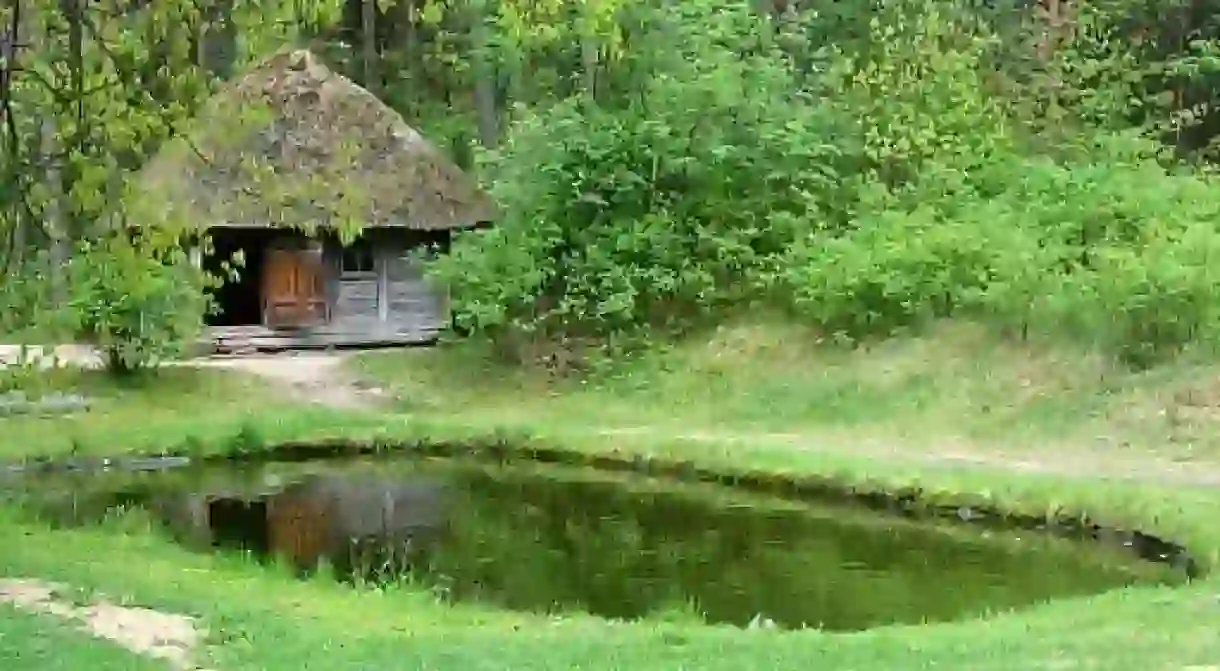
<box><xmin>16</xmin><ymin>452</ymin><xmax>1175</xmax><ymax>632</ymax></box>
<box><xmin>7</xmin><ymin>337</ymin><xmax>1220</xmax><ymax>669</ymax></box>
<box><xmin>0</xmin><ymin>436</ymin><xmax>1202</xmax><ymax>578</ymax></box>
<box><xmin>3</xmin><ymin>424</ymin><xmax>1220</xmax><ymax>670</ymax></box>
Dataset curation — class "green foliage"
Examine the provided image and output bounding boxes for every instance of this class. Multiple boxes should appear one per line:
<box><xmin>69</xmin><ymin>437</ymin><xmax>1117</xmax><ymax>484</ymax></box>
<box><xmin>1</xmin><ymin>0</ymin><xmax>345</xmax><ymax>376</ymax></box>
<box><xmin>788</xmin><ymin>134</ymin><xmax>1220</xmax><ymax>367</ymax></box>
<box><xmin>826</xmin><ymin>0</ymin><xmax>1014</xmax><ymax>188</ymax></box>
<box><xmin>65</xmin><ymin>234</ymin><xmax>211</xmax><ymax>374</ymax></box>
<box><xmin>9</xmin><ymin>0</ymin><xmax>1220</xmax><ymax>375</ymax></box>
<box><xmin>1017</xmin><ymin>157</ymin><xmax>1220</xmax><ymax>366</ymax></box>
<box><xmin>783</xmin><ymin>201</ymin><xmax>1028</xmax><ymax>341</ymax></box>
<box><xmin>434</xmin><ymin>0</ymin><xmax>858</xmax><ymax>358</ymax></box>
<box><xmin>431</xmin><ymin>0</ymin><xmax>1220</xmax><ymax>371</ymax></box>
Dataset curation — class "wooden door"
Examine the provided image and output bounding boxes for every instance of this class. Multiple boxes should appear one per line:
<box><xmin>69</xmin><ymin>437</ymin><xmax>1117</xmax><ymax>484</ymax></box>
<box><xmin>261</xmin><ymin>247</ymin><xmax>328</xmax><ymax>328</ymax></box>
<box><xmin>267</xmin><ymin>488</ymin><xmax>331</xmax><ymax>572</ymax></box>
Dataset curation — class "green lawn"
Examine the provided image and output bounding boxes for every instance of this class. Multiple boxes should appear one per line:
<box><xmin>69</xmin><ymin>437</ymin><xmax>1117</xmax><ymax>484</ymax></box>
<box><xmin>349</xmin><ymin>320</ymin><xmax>1220</xmax><ymax>473</ymax></box>
<box><xmin>4</xmin><ymin>322</ymin><xmax>1220</xmax><ymax>669</ymax></box>
<box><xmin>0</xmin><ymin>366</ymin><xmax>378</xmax><ymax>461</ymax></box>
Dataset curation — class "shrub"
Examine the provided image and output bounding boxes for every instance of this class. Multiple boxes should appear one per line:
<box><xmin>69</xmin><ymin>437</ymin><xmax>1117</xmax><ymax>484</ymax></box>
<box><xmin>1040</xmin><ymin>216</ymin><xmax>1220</xmax><ymax>368</ymax></box>
<box><xmin>785</xmin><ymin>142</ymin><xmax>1220</xmax><ymax>366</ymax></box>
<box><xmin>435</xmin><ymin>0</ymin><xmax>1220</xmax><ymax>371</ymax></box>
<box><xmin>783</xmin><ymin>198</ymin><xmax>1043</xmax><ymax>341</ymax></box>
<box><xmin>432</xmin><ymin>0</ymin><xmax>862</xmax><ymax>358</ymax></box>
<box><xmin>66</xmin><ymin>232</ymin><xmax>211</xmax><ymax>375</ymax></box>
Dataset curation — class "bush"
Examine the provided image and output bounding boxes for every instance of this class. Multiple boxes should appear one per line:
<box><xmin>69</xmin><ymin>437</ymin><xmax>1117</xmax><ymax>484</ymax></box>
<box><xmin>783</xmin><ymin>198</ymin><xmax>1044</xmax><ymax>341</ymax></box>
<box><xmin>432</xmin><ymin>0</ymin><xmax>862</xmax><ymax>358</ymax></box>
<box><xmin>66</xmin><ymin>232</ymin><xmax>211</xmax><ymax>375</ymax></box>
<box><xmin>1042</xmin><ymin>219</ymin><xmax>1220</xmax><ymax>368</ymax></box>
<box><xmin>786</xmin><ymin>142</ymin><xmax>1220</xmax><ymax>366</ymax></box>
<box><xmin>435</xmin><ymin>0</ymin><xmax>1220</xmax><ymax>371</ymax></box>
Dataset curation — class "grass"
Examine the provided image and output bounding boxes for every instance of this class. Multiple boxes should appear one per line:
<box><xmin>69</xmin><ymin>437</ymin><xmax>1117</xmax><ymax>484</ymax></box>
<box><xmin>348</xmin><ymin>320</ymin><xmax>1220</xmax><ymax>466</ymax></box>
<box><xmin>2</xmin><ymin>465</ymin><xmax>1220</xmax><ymax>671</ymax></box>
<box><xmin>0</xmin><ymin>366</ymin><xmax>372</xmax><ymax>461</ymax></box>
<box><xmin>5</xmin><ymin>319</ymin><xmax>1220</xmax><ymax>669</ymax></box>
<box><xmin>0</xmin><ymin>603</ymin><xmax>166</xmax><ymax>670</ymax></box>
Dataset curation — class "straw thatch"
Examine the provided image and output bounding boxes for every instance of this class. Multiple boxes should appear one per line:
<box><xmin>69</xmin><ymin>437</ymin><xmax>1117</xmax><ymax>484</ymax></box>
<box><xmin>136</xmin><ymin>48</ymin><xmax>496</xmax><ymax>231</ymax></box>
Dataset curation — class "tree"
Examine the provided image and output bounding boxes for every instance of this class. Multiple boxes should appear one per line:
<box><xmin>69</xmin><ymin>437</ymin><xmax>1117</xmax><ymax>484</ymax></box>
<box><xmin>0</xmin><ymin>0</ymin><xmax>349</xmax><ymax>372</ymax></box>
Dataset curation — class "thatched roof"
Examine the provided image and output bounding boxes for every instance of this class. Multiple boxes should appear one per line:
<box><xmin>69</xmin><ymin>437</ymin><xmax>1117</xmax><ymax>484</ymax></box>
<box><xmin>135</xmin><ymin>48</ymin><xmax>496</xmax><ymax>231</ymax></box>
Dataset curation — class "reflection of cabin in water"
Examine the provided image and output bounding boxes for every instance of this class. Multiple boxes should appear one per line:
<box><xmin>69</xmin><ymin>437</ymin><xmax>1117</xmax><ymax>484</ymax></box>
<box><xmin>157</xmin><ymin>483</ymin><xmax>335</xmax><ymax>573</ymax></box>
<box><xmin>135</xmin><ymin>49</ymin><xmax>495</xmax><ymax>352</ymax></box>
<box><xmin>154</xmin><ymin>473</ymin><xmax>448</xmax><ymax>576</ymax></box>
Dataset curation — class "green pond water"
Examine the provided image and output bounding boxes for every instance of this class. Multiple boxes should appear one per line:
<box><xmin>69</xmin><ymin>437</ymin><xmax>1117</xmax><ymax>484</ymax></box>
<box><xmin>4</xmin><ymin>456</ymin><xmax>1185</xmax><ymax>631</ymax></box>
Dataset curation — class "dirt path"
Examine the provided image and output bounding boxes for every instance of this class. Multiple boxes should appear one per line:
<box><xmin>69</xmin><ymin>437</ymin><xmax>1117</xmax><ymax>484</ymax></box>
<box><xmin>0</xmin><ymin>578</ymin><xmax>211</xmax><ymax>670</ymax></box>
<box><xmin>0</xmin><ymin>344</ymin><xmax>387</xmax><ymax>411</ymax></box>
<box><xmin>186</xmin><ymin>352</ymin><xmax>387</xmax><ymax>411</ymax></box>
<box><xmin>593</xmin><ymin>427</ymin><xmax>1220</xmax><ymax>488</ymax></box>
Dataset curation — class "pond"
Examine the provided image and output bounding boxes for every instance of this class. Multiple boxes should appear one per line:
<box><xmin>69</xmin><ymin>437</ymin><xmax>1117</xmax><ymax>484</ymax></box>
<box><xmin>2</xmin><ymin>455</ymin><xmax>1187</xmax><ymax>631</ymax></box>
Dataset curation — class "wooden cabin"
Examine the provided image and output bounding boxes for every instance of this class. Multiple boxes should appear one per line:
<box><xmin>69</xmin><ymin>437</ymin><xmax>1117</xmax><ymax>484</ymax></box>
<box><xmin>195</xmin><ymin>220</ymin><xmax>459</xmax><ymax>351</ymax></box>
<box><xmin>133</xmin><ymin>48</ymin><xmax>496</xmax><ymax>352</ymax></box>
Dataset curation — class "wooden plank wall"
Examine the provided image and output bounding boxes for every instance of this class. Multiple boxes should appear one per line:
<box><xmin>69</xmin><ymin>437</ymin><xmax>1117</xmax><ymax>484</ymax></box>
<box><xmin>383</xmin><ymin>247</ymin><xmax>446</xmax><ymax>335</ymax></box>
<box><xmin>321</xmin><ymin>229</ymin><xmax>447</xmax><ymax>339</ymax></box>
<box><xmin>333</xmin><ymin>274</ymin><xmax>381</xmax><ymax>332</ymax></box>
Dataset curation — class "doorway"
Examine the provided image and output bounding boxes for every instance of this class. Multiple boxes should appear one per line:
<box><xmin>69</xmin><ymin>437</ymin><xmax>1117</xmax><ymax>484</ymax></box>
<box><xmin>203</xmin><ymin>228</ymin><xmax>276</xmax><ymax>326</ymax></box>
<box><xmin>208</xmin><ymin>497</ymin><xmax>270</xmax><ymax>555</ymax></box>
<box><xmin>261</xmin><ymin>240</ymin><xmax>329</xmax><ymax>329</ymax></box>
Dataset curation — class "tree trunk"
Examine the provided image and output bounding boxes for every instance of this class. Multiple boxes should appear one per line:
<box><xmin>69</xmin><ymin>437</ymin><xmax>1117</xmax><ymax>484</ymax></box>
<box><xmin>580</xmin><ymin>34</ymin><xmax>598</xmax><ymax>101</ymax></box>
<box><xmin>1</xmin><ymin>0</ymin><xmax>25</xmax><ymax>272</ymax></box>
<box><xmin>470</xmin><ymin>0</ymin><xmax>498</xmax><ymax>148</ymax></box>
<box><xmin>199</xmin><ymin>0</ymin><xmax>237</xmax><ymax>80</ymax></box>
<box><xmin>577</xmin><ymin>2</ymin><xmax>599</xmax><ymax>102</ymax></box>
<box><xmin>399</xmin><ymin>0</ymin><xmax>418</xmax><ymax>118</ymax></box>
<box><xmin>361</xmin><ymin>0</ymin><xmax>378</xmax><ymax>93</ymax></box>
<box><xmin>41</xmin><ymin>117</ymin><xmax>68</xmax><ymax>312</ymax></box>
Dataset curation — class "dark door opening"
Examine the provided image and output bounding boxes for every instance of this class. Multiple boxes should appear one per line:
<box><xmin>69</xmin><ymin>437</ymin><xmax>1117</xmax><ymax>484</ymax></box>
<box><xmin>203</xmin><ymin>228</ymin><xmax>276</xmax><ymax>326</ymax></box>
<box><xmin>208</xmin><ymin>497</ymin><xmax>270</xmax><ymax>555</ymax></box>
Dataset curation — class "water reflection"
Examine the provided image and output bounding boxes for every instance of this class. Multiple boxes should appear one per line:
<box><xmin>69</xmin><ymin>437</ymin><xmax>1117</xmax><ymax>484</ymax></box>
<box><xmin>4</xmin><ymin>457</ymin><xmax>1185</xmax><ymax>631</ymax></box>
